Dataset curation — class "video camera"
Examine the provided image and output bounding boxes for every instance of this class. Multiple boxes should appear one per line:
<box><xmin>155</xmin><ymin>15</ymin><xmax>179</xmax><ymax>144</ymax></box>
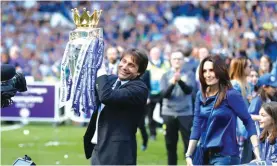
<box><xmin>1</xmin><ymin>64</ymin><xmax>27</xmax><ymax>108</ymax></box>
<box><xmin>13</xmin><ymin>155</ymin><xmax>36</xmax><ymax>165</ymax></box>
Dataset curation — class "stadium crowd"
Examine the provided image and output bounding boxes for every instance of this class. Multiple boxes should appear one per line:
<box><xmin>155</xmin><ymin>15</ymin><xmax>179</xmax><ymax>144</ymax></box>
<box><xmin>1</xmin><ymin>1</ymin><xmax>277</xmax><ymax>165</ymax></box>
<box><xmin>1</xmin><ymin>1</ymin><xmax>277</xmax><ymax>80</ymax></box>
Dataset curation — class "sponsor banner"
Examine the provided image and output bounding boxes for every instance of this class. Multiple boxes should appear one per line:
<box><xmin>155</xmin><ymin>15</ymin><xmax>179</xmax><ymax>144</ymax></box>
<box><xmin>1</xmin><ymin>83</ymin><xmax>60</xmax><ymax>122</ymax></box>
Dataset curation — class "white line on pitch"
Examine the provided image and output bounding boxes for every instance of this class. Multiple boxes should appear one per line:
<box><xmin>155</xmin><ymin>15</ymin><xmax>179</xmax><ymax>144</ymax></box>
<box><xmin>1</xmin><ymin>124</ymin><xmax>23</xmax><ymax>132</ymax></box>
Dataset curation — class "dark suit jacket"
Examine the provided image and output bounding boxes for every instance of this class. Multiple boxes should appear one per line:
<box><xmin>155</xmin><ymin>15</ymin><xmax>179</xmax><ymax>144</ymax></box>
<box><xmin>83</xmin><ymin>75</ymin><xmax>148</xmax><ymax>165</ymax></box>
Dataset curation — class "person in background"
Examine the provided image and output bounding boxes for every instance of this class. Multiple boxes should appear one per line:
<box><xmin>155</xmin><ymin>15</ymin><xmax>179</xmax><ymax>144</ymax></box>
<box><xmin>270</xmin><ymin>59</ymin><xmax>277</xmax><ymax>78</ymax></box>
<box><xmin>185</xmin><ymin>55</ymin><xmax>260</xmax><ymax>165</ymax></box>
<box><xmin>229</xmin><ymin>57</ymin><xmax>252</xmax><ymax>104</ymax></box>
<box><xmin>249</xmin><ymin>73</ymin><xmax>277</xmax><ymax>122</ymax></box>
<box><xmin>1</xmin><ymin>50</ymin><xmax>11</xmax><ymax>64</ymax></box>
<box><xmin>182</xmin><ymin>46</ymin><xmax>198</xmax><ymax>73</ymax></box>
<box><xmin>248</xmin><ymin>73</ymin><xmax>277</xmax><ymax>143</ymax></box>
<box><xmin>258</xmin><ymin>102</ymin><xmax>277</xmax><ymax>164</ymax></box>
<box><xmin>105</xmin><ymin>46</ymin><xmax>120</xmax><ymax>75</ymax></box>
<box><xmin>229</xmin><ymin>57</ymin><xmax>253</xmax><ymax>163</ymax></box>
<box><xmin>195</xmin><ymin>47</ymin><xmax>209</xmax><ymax>90</ymax></box>
<box><xmin>139</xmin><ymin>70</ymin><xmax>151</xmax><ymax>151</ymax></box>
<box><xmin>182</xmin><ymin>47</ymin><xmax>198</xmax><ymax>106</ymax></box>
<box><xmin>248</xmin><ymin>68</ymin><xmax>259</xmax><ymax>87</ymax></box>
<box><xmin>160</xmin><ymin>50</ymin><xmax>195</xmax><ymax>165</ymax></box>
<box><xmin>247</xmin><ymin>68</ymin><xmax>259</xmax><ymax>99</ymax></box>
<box><xmin>259</xmin><ymin>55</ymin><xmax>272</xmax><ymax>77</ymax></box>
<box><xmin>146</xmin><ymin>46</ymin><xmax>170</xmax><ymax>140</ymax></box>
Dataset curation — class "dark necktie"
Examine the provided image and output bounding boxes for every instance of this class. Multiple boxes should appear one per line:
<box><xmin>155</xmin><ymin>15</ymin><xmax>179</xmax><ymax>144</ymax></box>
<box><xmin>114</xmin><ymin>81</ymin><xmax>121</xmax><ymax>90</ymax></box>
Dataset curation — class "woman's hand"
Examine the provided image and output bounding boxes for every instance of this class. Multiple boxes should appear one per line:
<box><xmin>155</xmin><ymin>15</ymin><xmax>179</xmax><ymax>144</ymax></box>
<box><xmin>186</xmin><ymin>157</ymin><xmax>193</xmax><ymax>166</ymax></box>
<box><xmin>251</xmin><ymin>140</ymin><xmax>261</xmax><ymax>162</ymax></box>
<box><xmin>251</xmin><ymin>114</ymin><xmax>261</xmax><ymax>121</ymax></box>
<box><xmin>185</xmin><ymin>140</ymin><xmax>198</xmax><ymax>166</ymax></box>
<box><xmin>250</xmin><ymin>158</ymin><xmax>262</xmax><ymax>164</ymax></box>
<box><xmin>253</xmin><ymin>153</ymin><xmax>261</xmax><ymax>161</ymax></box>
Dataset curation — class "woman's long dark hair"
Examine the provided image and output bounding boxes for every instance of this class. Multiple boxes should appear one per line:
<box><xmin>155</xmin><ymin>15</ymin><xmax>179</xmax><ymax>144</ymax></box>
<box><xmin>199</xmin><ymin>55</ymin><xmax>233</xmax><ymax>108</ymax></box>
<box><xmin>260</xmin><ymin>102</ymin><xmax>277</xmax><ymax>144</ymax></box>
<box><xmin>257</xmin><ymin>86</ymin><xmax>271</xmax><ymax>102</ymax></box>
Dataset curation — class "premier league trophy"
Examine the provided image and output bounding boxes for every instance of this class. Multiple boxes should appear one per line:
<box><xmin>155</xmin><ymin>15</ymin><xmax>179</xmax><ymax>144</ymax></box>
<box><xmin>59</xmin><ymin>8</ymin><xmax>104</xmax><ymax>116</ymax></box>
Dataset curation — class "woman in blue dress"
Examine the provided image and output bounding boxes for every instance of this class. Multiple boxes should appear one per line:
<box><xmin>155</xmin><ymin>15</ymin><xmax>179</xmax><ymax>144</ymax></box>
<box><xmin>185</xmin><ymin>55</ymin><xmax>261</xmax><ymax>165</ymax></box>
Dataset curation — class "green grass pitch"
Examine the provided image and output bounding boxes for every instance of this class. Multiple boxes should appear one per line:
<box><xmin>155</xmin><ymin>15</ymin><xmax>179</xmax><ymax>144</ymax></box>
<box><xmin>1</xmin><ymin>123</ymin><xmax>186</xmax><ymax>165</ymax></box>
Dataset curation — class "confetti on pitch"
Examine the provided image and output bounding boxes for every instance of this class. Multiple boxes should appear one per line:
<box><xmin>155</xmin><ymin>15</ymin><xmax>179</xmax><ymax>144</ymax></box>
<box><xmin>23</xmin><ymin>130</ymin><xmax>30</xmax><ymax>135</ymax></box>
<box><xmin>64</xmin><ymin>154</ymin><xmax>68</xmax><ymax>159</ymax></box>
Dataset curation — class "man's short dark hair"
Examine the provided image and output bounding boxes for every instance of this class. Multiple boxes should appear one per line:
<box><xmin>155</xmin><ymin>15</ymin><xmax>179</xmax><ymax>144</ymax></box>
<box><xmin>121</xmin><ymin>48</ymin><xmax>149</xmax><ymax>76</ymax></box>
<box><xmin>172</xmin><ymin>47</ymin><xmax>192</xmax><ymax>57</ymax></box>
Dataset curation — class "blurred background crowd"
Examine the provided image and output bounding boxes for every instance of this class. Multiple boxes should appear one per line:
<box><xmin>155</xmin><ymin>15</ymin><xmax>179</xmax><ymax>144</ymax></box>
<box><xmin>2</xmin><ymin>1</ymin><xmax>277</xmax><ymax>165</ymax></box>
<box><xmin>1</xmin><ymin>1</ymin><xmax>277</xmax><ymax>82</ymax></box>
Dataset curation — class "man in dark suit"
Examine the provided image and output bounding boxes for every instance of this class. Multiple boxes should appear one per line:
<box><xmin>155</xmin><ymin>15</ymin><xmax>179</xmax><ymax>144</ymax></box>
<box><xmin>83</xmin><ymin>48</ymin><xmax>149</xmax><ymax>165</ymax></box>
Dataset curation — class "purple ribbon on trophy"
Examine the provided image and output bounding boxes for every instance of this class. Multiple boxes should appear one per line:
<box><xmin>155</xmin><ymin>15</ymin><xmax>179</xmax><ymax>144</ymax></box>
<box><xmin>59</xmin><ymin>8</ymin><xmax>103</xmax><ymax>116</ymax></box>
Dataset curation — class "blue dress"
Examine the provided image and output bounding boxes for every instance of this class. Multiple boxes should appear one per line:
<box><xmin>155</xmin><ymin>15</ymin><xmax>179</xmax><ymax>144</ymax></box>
<box><xmin>231</xmin><ymin>80</ymin><xmax>251</xmax><ymax>138</ymax></box>
<box><xmin>231</xmin><ymin>80</ymin><xmax>254</xmax><ymax>163</ymax></box>
<box><xmin>190</xmin><ymin>89</ymin><xmax>256</xmax><ymax>157</ymax></box>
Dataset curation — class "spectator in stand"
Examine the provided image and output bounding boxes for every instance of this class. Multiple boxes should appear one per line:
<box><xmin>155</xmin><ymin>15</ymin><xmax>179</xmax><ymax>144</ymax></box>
<box><xmin>247</xmin><ymin>68</ymin><xmax>259</xmax><ymax>99</ymax></box>
<box><xmin>2</xmin><ymin>1</ymin><xmax>277</xmax><ymax>83</ymax></box>
<box><xmin>105</xmin><ymin>47</ymin><xmax>120</xmax><ymax>75</ymax></box>
<box><xmin>1</xmin><ymin>50</ymin><xmax>10</xmax><ymax>64</ymax></box>
<box><xmin>248</xmin><ymin>74</ymin><xmax>277</xmax><ymax>143</ymax></box>
<box><xmin>258</xmin><ymin>102</ymin><xmax>277</xmax><ymax>164</ymax></box>
<box><xmin>259</xmin><ymin>55</ymin><xmax>273</xmax><ymax>77</ymax></box>
<box><xmin>249</xmin><ymin>74</ymin><xmax>277</xmax><ymax>122</ymax></box>
<box><xmin>195</xmin><ymin>47</ymin><xmax>209</xmax><ymax>89</ymax></box>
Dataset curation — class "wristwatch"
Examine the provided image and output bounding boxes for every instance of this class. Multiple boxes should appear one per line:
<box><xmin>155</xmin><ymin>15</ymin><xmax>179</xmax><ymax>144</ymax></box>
<box><xmin>185</xmin><ymin>154</ymin><xmax>192</xmax><ymax>158</ymax></box>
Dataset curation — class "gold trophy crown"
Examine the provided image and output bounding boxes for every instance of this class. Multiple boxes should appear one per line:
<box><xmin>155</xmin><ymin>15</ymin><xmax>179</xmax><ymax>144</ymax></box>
<box><xmin>71</xmin><ymin>8</ymin><xmax>102</xmax><ymax>28</ymax></box>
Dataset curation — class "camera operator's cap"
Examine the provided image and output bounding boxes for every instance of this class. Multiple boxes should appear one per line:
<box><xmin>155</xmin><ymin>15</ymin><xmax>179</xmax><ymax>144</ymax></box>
<box><xmin>256</xmin><ymin>73</ymin><xmax>277</xmax><ymax>88</ymax></box>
